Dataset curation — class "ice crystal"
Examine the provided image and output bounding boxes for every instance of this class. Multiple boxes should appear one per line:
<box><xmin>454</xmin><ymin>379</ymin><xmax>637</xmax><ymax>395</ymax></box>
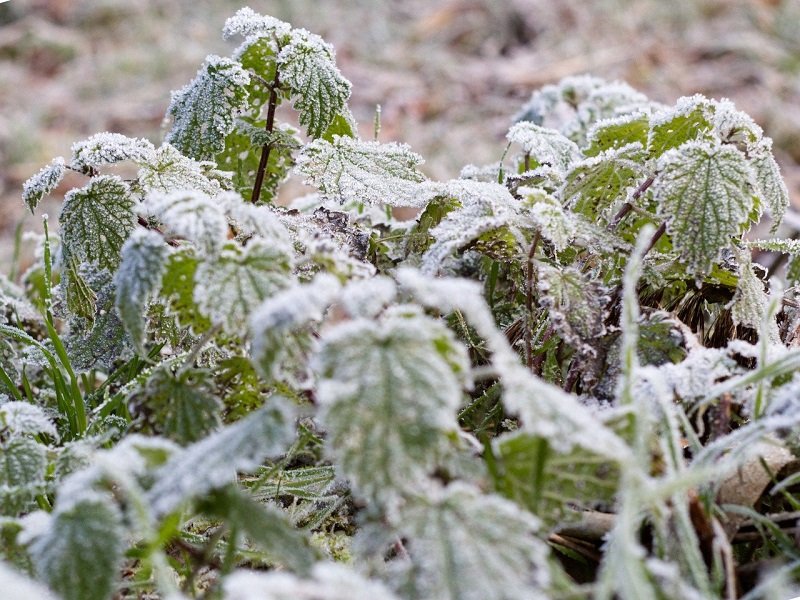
<box><xmin>506</xmin><ymin>122</ymin><xmax>581</xmax><ymax>172</ymax></box>
<box><xmin>339</xmin><ymin>276</ymin><xmax>397</xmax><ymax>318</ymax></box>
<box><xmin>222</xmin><ymin>7</ymin><xmax>291</xmax><ymax>44</ymax></box>
<box><xmin>143</xmin><ymin>189</ymin><xmax>228</xmax><ymax>256</ymax></box>
<box><xmin>59</xmin><ymin>175</ymin><xmax>136</xmax><ymax>272</ymax></box>
<box><xmin>115</xmin><ymin>229</ymin><xmax>171</xmax><ymax>355</ymax></box>
<box><xmin>220</xmin><ymin>192</ymin><xmax>293</xmax><ymax>249</ymax></box>
<box><xmin>296</xmin><ymin>136</ymin><xmax>428</xmax><ymax>206</ymax></box>
<box><xmin>654</xmin><ymin>140</ymin><xmax>757</xmax><ymax>279</ymax></box>
<box><xmin>0</xmin><ymin>402</ymin><xmax>57</xmax><ymax>438</ymax></box>
<box><xmin>22</xmin><ymin>157</ymin><xmax>65</xmax><ymax>213</ymax></box>
<box><xmin>137</xmin><ymin>143</ymin><xmax>223</xmax><ymax>196</ymax></box>
<box><xmin>0</xmin><ymin>561</ymin><xmax>58</xmax><ymax>600</ymax></box>
<box><xmin>165</xmin><ymin>55</ymin><xmax>251</xmax><ymax>161</ymax></box>
<box><xmin>146</xmin><ymin>401</ymin><xmax>296</xmax><ymax>516</ymax></box>
<box><xmin>70</xmin><ymin>132</ymin><xmax>155</xmax><ymax>171</ymax></box>
<box><xmin>523</xmin><ymin>189</ymin><xmax>575</xmax><ymax>252</ymax></box>
<box><xmin>194</xmin><ymin>239</ymin><xmax>294</xmax><ymax>336</ymax></box>
<box><xmin>278</xmin><ymin>29</ymin><xmax>351</xmax><ymax>138</ymax></box>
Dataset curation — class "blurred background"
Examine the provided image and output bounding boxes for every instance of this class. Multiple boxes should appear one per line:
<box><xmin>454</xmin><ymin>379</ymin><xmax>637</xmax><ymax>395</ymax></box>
<box><xmin>1</xmin><ymin>0</ymin><xmax>799</xmax><ymax>252</ymax></box>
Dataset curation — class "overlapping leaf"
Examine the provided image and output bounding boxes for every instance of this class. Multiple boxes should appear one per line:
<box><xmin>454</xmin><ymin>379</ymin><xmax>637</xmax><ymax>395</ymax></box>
<box><xmin>22</xmin><ymin>157</ymin><xmax>65</xmax><ymax>213</ymax></box>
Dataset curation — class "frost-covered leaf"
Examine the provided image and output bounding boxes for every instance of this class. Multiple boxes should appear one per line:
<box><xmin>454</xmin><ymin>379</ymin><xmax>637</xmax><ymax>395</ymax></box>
<box><xmin>296</xmin><ymin>136</ymin><xmax>427</xmax><ymax>206</ymax></box>
<box><xmin>647</xmin><ymin>95</ymin><xmax>715</xmax><ymax>157</ymax></box>
<box><xmin>22</xmin><ymin>157</ymin><xmax>65</xmax><ymax>213</ymax></box>
<box><xmin>729</xmin><ymin>249</ymin><xmax>774</xmax><ymax>339</ymax></box>
<box><xmin>115</xmin><ymin>229</ymin><xmax>170</xmax><ymax>355</ymax></box>
<box><xmin>195</xmin><ymin>239</ymin><xmax>293</xmax><ymax>336</ymax></box>
<box><xmin>654</xmin><ymin>140</ymin><xmax>757</xmax><ymax>278</ymax></box>
<box><xmin>278</xmin><ymin>29</ymin><xmax>351</xmax><ymax>138</ymax></box>
<box><xmin>585</xmin><ymin>112</ymin><xmax>649</xmax><ymax>156</ymax></box>
<box><xmin>0</xmin><ymin>402</ymin><xmax>57</xmax><ymax>438</ymax></box>
<box><xmin>146</xmin><ymin>400</ymin><xmax>296</xmax><ymax>516</ymax></box>
<box><xmin>0</xmin><ymin>561</ymin><xmax>58</xmax><ymax>600</ymax></box>
<box><xmin>751</xmin><ymin>138</ymin><xmax>789</xmax><ymax>229</ymax></box>
<box><xmin>29</xmin><ymin>497</ymin><xmax>124</xmax><ymax>600</ymax></box>
<box><xmin>562</xmin><ymin>143</ymin><xmax>645</xmax><ymax>220</ymax></box>
<box><xmin>220</xmin><ymin>192</ymin><xmax>293</xmax><ymax>247</ymax></box>
<box><xmin>222</xmin><ymin>7</ymin><xmax>292</xmax><ymax>43</ymax></box>
<box><xmin>506</xmin><ymin>122</ymin><xmax>581</xmax><ymax>172</ymax></box>
<box><xmin>158</xmin><ymin>249</ymin><xmax>212</xmax><ymax>334</ymax></box>
<box><xmin>0</xmin><ymin>437</ymin><xmax>46</xmax><ymax>515</ymax></box>
<box><xmin>70</xmin><ymin>132</ymin><xmax>155</xmax><ymax>171</ymax></box>
<box><xmin>314</xmin><ymin>309</ymin><xmax>468</xmax><ymax>503</ymax></box>
<box><xmin>129</xmin><ymin>365</ymin><xmax>222</xmax><ymax>445</ymax></box>
<box><xmin>223</xmin><ymin>563</ymin><xmax>400</xmax><ymax>600</ymax></box>
<box><xmin>538</xmin><ymin>264</ymin><xmax>609</xmax><ymax>354</ymax></box>
<box><xmin>165</xmin><ymin>55</ymin><xmax>251</xmax><ymax>161</ymax></box>
<box><xmin>138</xmin><ymin>143</ymin><xmax>222</xmax><ymax>196</ymax></box>
<box><xmin>59</xmin><ymin>175</ymin><xmax>136</xmax><ymax>271</ymax></box>
<box><xmin>523</xmin><ymin>189</ymin><xmax>575</xmax><ymax>252</ymax></box>
<box><xmin>399</xmin><ymin>484</ymin><xmax>549</xmax><ymax>600</ymax></box>
<box><xmin>143</xmin><ymin>189</ymin><xmax>227</xmax><ymax>256</ymax></box>
<box><xmin>746</xmin><ymin>238</ymin><xmax>800</xmax><ymax>255</ymax></box>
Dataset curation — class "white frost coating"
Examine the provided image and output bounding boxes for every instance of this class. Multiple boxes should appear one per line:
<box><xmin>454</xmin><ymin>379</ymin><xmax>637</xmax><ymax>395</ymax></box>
<box><xmin>506</xmin><ymin>122</ymin><xmax>581</xmax><ymax>172</ymax></box>
<box><xmin>0</xmin><ymin>561</ymin><xmax>58</xmax><ymax>600</ymax></box>
<box><xmin>146</xmin><ymin>401</ymin><xmax>297</xmax><ymax>516</ymax></box>
<box><xmin>712</xmin><ymin>98</ymin><xmax>763</xmax><ymax>147</ymax></box>
<box><xmin>138</xmin><ymin>144</ymin><xmax>222</xmax><ymax>196</ymax></box>
<box><xmin>0</xmin><ymin>402</ymin><xmax>57</xmax><ymax>439</ymax></box>
<box><xmin>399</xmin><ymin>483</ymin><xmax>549</xmax><ymax>600</ymax></box>
<box><xmin>752</xmin><ymin>138</ymin><xmax>790</xmax><ymax>229</ymax></box>
<box><xmin>522</xmin><ymin>188</ymin><xmax>575</xmax><ymax>252</ymax></box>
<box><xmin>22</xmin><ymin>157</ymin><xmax>65</xmax><ymax>213</ymax></box>
<box><xmin>729</xmin><ymin>249</ymin><xmax>776</xmax><ymax>340</ymax></box>
<box><xmin>296</xmin><ymin>136</ymin><xmax>428</xmax><ymax>206</ymax></box>
<box><xmin>143</xmin><ymin>189</ymin><xmax>228</xmax><ymax>256</ymax></box>
<box><xmin>194</xmin><ymin>239</ymin><xmax>294</xmax><ymax>336</ymax></box>
<box><xmin>278</xmin><ymin>28</ymin><xmax>351</xmax><ymax>138</ymax></box>
<box><xmin>222</xmin><ymin>7</ymin><xmax>292</xmax><ymax>42</ymax></box>
<box><xmin>648</xmin><ymin>93</ymin><xmax>712</xmax><ymax>130</ymax></box>
<box><xmin>115</xmin><ymin>229</ymin><xmax>171</xmax><ymax>354</ymax></box>
<box><xmin>339</xmin><ymin>276</ymin><xmax>397</xmax><ymax>318</ymax></box>
<box><xmin>223</xmin><ymin>563</ymin><xmax>400</xmax><ymax>600</ymax></box>
<box><xmin>746</xmin><ymin>238</ymin><xmax>800</xmax><ymax>255</ymax></box>
<box><xmin>219</xmin><ymin>191</ymin><xmax>293</xmax><ymax>250</ymax></box>
<box><xmin>70</xmin><ymin>132</ymin><xmax>156</xmax><ymax>171</ymax></box>
<box><xmin>421</xmin><ymin>179</ymin><xmax>520</xmax><ymax>274</ymax></box>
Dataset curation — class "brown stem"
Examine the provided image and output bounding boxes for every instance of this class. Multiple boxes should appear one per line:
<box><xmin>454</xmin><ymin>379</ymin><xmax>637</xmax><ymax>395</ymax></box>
<box><xmin>525</xmin><ymin>232</ymin><xmax>541</xmax><ymax>370</ymax></box>
<box><xmin>607</xmin><ymin>175</ymin><xmax>655</xmax><ymax>231</ymax></box>
<box><xmin>250</xmin><ymin>69</ymin><xmax>282</xmax><ymax>204</ymax></box>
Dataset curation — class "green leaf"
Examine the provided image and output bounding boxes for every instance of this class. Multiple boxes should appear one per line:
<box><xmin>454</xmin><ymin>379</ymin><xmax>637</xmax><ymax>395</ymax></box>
<box><xmin>585</xmin><ymin>112</ymin><xmax>649</xmax><ymax>156</ymax></box>
<box><xmin>647</xmin><ymin>95</ymin><xmax>714</xmax><ymax>157</ymax></box>
<box><xmin>146</xmin><ymin>400</ymin><xmax>297</xmax><ymax>516</ymax></box>
<box><xmin>115</xmin><ymin>229</ymin><xmax>170</xmax><ymax>355</ymax></box>
<box><xmin>194</xmin><ymin>239</ymin><xmax>293</xmax><ymax>336</ymax></box>
<box><xmin>0</xmin><ymin>437</ymin><xmax>46</xmax><ymax>515</ymax></box>
<box><xmin>506</xmin><ymin>122</ymin><xmax>581</xmax><ymax>172</ymax></box>
<box><xmin>321</xmin><ymin>108</ymin><xmax>358</xmax><ymax>141</ymax></box>
<box><xmin>278</xmin><ymin>29</ymin><xmax>351</xmax><ymax>138</ymax></box>
<box><xmin>314</xmin><ymin>309</ymin><xmax>468</xmax><ymax>502</ymax></box>
<box><xmin>297</xmin><ymin>136</ymin><xmax>428</xmax><ymax>206</ymax></box>
<box><xmin>653</xmin><ymin>140</ymin><xmax>757</xmax><ymax>278</ymax></box>
<box><xmin>22</xmin><ymin>157</ymin><xmax>65</xmax><ymax>213</ymax></box>
<box><xmin>64</xmin><ymin>260</ymin><xmax>97</xmax><ymax>323</ymax></box>
<box><xmin>30</xmin><ymin>497</ymin><xmax>124</xmax><ymax>600</ymax></box>
<box><xmin>143</xmin><ymin>189</ymin><xmax>227</xmax><ymax>257</ymax></box>
<box><xmin>129</xmin><ymin>365</ymin><xmax>221</xmax><ymax>445</ymax></box>
<box><xmin>399</xmin><ymin>484</ymin><xmax>550</xmax><ymax>600</ymax></box>
<box><xmin>751</xmin><ymin>138</ymin><xmax>789</xmax><ymax>230</ymax></box>
<box><xmin>70</xmin><ymin>132</ymin><xmax>155</xmax><ymax>171</ymax></box>
<box><xmin>165</xmin><ymin>55</ymin><xmax>251</xmax><ymax>161</ymax></box>
<box><xmin>0</xmin><ymin>402</ymin><xmax>57</xmax><ymax>438</ymax></box>
<box><xmin>59</xmin><ymin>175</ymin><xmax>136</xmax><ymax>272</ymax></box>
<box><xmin>158</xmin><ymin>249</ymin><xmax>212</xmax><ymax>335</ymax></box>
<box><xmin>729</xmin><ymin>248</ymin><xmax>773</xmax><ymax>338</ymax></box>
<box><xmin>524</xmin><ymin>190</ymin><xmax>576</xmax><ymax>252</ymax></box>
<box><xmin>137</xmin><ymin>143</ymin><xmax>223</xmax><ymax>196</ymax></box>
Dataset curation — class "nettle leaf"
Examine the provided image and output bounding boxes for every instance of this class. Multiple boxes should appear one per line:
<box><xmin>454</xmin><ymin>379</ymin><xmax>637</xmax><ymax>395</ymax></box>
<box><xmin>115</xmin><ymin>229</ymin><xmax>170</xmax><ymax>355</ymax></box>
<box><xmin>506</xmin><ymin>122</ymin><xmax>581</xmax><ymax>172</ymax></box>
<box><xmin>751</xmin><ymin>138</ymin><xmax>789</xmax><ymax>229</ymax></box>
<box><xmin>585</xmin><ymin>112</ymin><xmax>650</xmax><ymax>156</ymax></box>
<box><xmin>562</xmin><ymin>143</ymin><xmax>645</xmax><ymax>221</ymax></box>
<box><xmin>523</xmin><ymin>189</ymin><xmax>575</xmax><ymax>253</ymax></box>
<box><xmin>399</xmin><ymin>484</ymin><xmax>550</xmax><ymax>600</ymax></box>
<box><xmin>222</xmin><ymin>7</ymin><xmax>292</xmax><ymax>43</ymax></box>
<box><xmin>165</xmin><ymin>55</ymin><xmax>251</xmax><ymax>161</ymax></box>
<box><xmin>194</xmin><ymin>239</ymin><xmax>293</xmax><ymax>336</ymax></box>
<box><xmin>221</xmin><ymin>192</ymin><xmax>293</xmax><ymax>245</ymax></box>
<box><xmin>314</xmin><ymin>309</ymin><xmax>469</xmax><ymax>503</ymax></box>
<box><xmin>0</xmin><ymin>402</ymin><xmax>57</xmax><ymax>438</ymax></box>
<box><xmin>60</xmin><ymin>175</ymin><xmax>136</xmax><ymax>271</ymax></box>
<box><xmin>538</xmin><ymin>264</ymin><xmax>610</xmax><ymax>354</ymax></box>
<box><xmin>647</xmin><ymin>95</ymin><xmax>714</xmax><ymax>157</ymax></box>
<box><xmin>746</xmin><ymin>238</ymin><xmax>800</xmax><ymax>255</ymax></box>
<box><xmin>137</xmin><ymin>143</ymin><xmax>222</xmax><ymax>196</ymax></box>
<box><xmin>158</xmin><ymin>249</ymin><xmax>212</xmax><ymax>334</ymax></box>
<box><xmin>146</xmin><ymin>400</ymin><xmax>296</xmax><ymax>516</ymax></box>
<box><xmin>129</xmin><ymin>365</ymin><xmax>222</xmax><ymax>444</ymax></box>
<box><xmin>654</xmin><ymin>140</ymin><xmax>757</xmax><ymax>278</ymax></box>
<box><xmin>143</xmin><ymin>190</ymin><xmax>228</xmax><ymax>256</ymax></box>
<box><xmin>321</xmin><ymin>108</ymin><xmax>358</xmax><ymax>141</ymax></box>
<box><xmin>296</xmin><ymin>136</ymin><xmax>428</xmax><ymax>206</ymax></box>
<box><xmin>278</xmin><ymin>28</ymin><xmax>351</xmax><ymax>138</ymax></box>
<box><xmin>22</xmin><ymin>157</ymin><xmax>65</xmax><ymax>213</ymax></box>
<box><xmin>0</xmin><ymin>437</ymin><xmax>46</xmax><ymax>515</ymax></box>
<box><xmin>729</xmin><ymin>249</ymin><xmax>773</xmax><ymax>338</ymax></box>
<box><xmin>70</xmin><ymin>132</ymin><xmax>155</xmax><ymax>171</ymax></box>
<box><xmin>30</xmin><ymin>497</ymin><xmax>124</xmax><ymax>600</ymax></box>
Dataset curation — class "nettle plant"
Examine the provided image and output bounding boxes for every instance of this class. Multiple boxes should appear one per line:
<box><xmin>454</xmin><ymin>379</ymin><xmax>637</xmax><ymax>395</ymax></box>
<box><xmin>4</xmin><ymin>6</ymin><xmax>800</xmax><ymax>600</ymax></box>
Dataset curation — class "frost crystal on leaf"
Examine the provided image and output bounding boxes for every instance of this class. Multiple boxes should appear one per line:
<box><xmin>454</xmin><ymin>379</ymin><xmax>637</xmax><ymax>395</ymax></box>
<box><xmin>506</xmin><ymin>122</ymin><xmax>581</xmax><ymax>172</ymax></box>
<box><xmin>0</xmin><ymin>561</ymin><xmax>58</xmax><ymax>600</ymax></box>
<box><xmin>115</xmin><ymin>229</ymin><xmax>170</xmax><ymax>355</ymax></box>
<box><xmin>278</xmin><ymin>29</ymin><xmax>351</xmax><ymax>138</ymax></box>
<box><xmin>654</xmin><ymin>140</ymin><xmax>757</xmax><ymax>279</ymax></box>
<box><xmin>195</xmin><ymin>239</ymin><xmax>294</xmax><ymax>336</ymax></box>
<box><xmin>0</xmin><ymin>436</ymin><xmax>47</xmax><ymax>515</ymax></box>
<box><xmin>143</xmin><ymin>189</ymin><xmax>228</xmax><ymax>256</ymax></box>
<box><xmin>0</xmin><ymin>402</ymin><xmax>57</xmax><ymax>438</ymax></box>
<box><xmin>751</xmin><ymin>138</ymin><xmax>789</xmax><ymax>229</ymax></box>
<box><xmin>729</xmin><ymin>249</ymin><xmax>775</xmax><ymax>340</ymax></box>
<box><xmin>59</xmin><ymin>175</ymin><xmax>136</xmax><ymax>272</ymax></box>
<box><xmin>220</xmin><ymin>192</ymin><xmax>293</xmax><ymax>249</ymax></box>
<box><xmin>398</xmin><ymin>483</ymin><xmax>550</xmax><ymax>600</ymax></box>
<box><xmin>523</xmin><ymin>189</ymin><xmax>575</xmax><ymax>252</ymax></box>
<box><xmin>137</xmin><ymin>143</ymin><xmax>223</xmax><ymax>196</ymax></box>
<box><xmin>647</xmin><ymin>95</ymin><xmax>715</xmax><ymax>157</ymax></box>
<box><xmin>22</xmin><ymin>157</ymin><xmax>65</xmax><ymax>213</ymax></box>
<box><xmin>222</xmin><ymin>7</ymin><xmax>292</xmax><ymax>43</ymax></box>
<box><xmin>165</xmin><ymin>55</ymin><xmax>251</xmax><ymax>161</ymax></box>
<box><xmin>297</xmin><ymin>136</ymin><xmax>428</xmax><ymax>207</ymax></box>
<box><xmin>70</xmin><ymin>132</ymin><xmax>156</xmax><ymax>171</ymax></box>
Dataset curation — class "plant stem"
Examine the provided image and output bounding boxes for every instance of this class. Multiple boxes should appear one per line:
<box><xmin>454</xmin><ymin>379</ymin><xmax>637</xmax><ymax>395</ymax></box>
<box><xmin>524</xmin><ymin>232</ymin><xmax>541</xmax><ymax>370</ymax></box>
<box><xmin>250</xmin><ymin>69</ymin><xmax>281</xmax><ymax>204</ymax></box>
<box><xmin>607</xmin><ymin>175</ymin><xmax>655</xmax><ymax>231</ymax></box>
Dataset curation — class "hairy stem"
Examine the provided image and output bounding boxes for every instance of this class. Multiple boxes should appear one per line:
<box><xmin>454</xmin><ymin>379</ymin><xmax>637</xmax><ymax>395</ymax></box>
<box><xmin>525</xmin><ymin>232</ymin><xmax>541</xmax><ymax>370</ymax></box>
<box><xmin>607</xmin><ymin>175</ymin><xmax>655</xmax><ymax>231</ymax></box>
<box><xmin>250</xmin><ymin>69</ymin><xmax>282</xmax><ymax>204</ymax></box>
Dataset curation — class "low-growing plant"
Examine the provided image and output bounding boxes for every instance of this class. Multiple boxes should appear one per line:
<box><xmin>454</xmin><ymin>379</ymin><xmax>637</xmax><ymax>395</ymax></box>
<box><xmin>4</xmin><ymin>6</ymin><xmax>800</xmax><ymax>599</ymax></box>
